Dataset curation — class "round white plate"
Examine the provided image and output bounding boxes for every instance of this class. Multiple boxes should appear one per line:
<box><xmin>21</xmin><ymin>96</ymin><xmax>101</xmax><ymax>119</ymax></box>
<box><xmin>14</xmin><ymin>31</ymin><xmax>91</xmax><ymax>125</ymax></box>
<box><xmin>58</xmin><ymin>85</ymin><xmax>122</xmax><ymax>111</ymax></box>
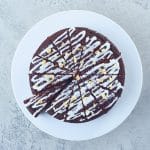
<box><xmin>11</xmin><ymin>10</ymin><xmax>143</xmax><ymax>141</ymax></box>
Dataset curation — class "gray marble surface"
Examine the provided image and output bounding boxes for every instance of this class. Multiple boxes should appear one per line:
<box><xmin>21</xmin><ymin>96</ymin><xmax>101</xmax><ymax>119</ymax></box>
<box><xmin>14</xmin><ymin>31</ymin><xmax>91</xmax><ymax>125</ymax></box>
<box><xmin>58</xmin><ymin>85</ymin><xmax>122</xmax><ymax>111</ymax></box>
<box><xmin>0</xmin><ymin>0</ymin><xmax>150</xmax><ymax>149</ymax></box>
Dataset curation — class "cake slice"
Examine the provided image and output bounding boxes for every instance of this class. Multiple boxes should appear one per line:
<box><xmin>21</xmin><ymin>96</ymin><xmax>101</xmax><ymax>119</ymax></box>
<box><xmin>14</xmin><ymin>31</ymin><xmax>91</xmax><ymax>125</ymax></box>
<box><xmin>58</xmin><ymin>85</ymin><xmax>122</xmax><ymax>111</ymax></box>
<box><xmin>24</xmin><ymin>77</ymin><xmax>72</xmax><ymax>117</ymax></box>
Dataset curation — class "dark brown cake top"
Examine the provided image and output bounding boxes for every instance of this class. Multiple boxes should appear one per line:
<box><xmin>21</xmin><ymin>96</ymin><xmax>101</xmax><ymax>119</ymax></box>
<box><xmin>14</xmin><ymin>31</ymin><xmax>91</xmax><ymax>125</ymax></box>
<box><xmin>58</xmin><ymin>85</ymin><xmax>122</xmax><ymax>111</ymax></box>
<box><xmin>24</xmin><ymin>27</ymin><xmax>125</xmax><ymax>123</ymax></box>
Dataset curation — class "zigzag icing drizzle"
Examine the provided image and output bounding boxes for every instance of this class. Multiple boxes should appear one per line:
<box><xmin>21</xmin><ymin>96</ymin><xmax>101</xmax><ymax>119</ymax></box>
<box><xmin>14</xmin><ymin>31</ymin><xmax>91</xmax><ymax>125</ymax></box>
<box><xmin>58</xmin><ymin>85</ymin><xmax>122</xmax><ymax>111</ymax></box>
<box><xmin>24</xmin><ymin>27</ymin><xmax>125</xmax><ymax>123</ymax></box>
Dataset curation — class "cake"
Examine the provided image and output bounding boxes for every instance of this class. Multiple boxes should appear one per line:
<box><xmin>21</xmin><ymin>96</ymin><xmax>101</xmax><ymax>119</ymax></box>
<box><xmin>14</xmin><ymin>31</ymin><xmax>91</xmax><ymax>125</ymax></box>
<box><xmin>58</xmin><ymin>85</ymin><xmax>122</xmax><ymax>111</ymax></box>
<box><xmin>24</xmin><ymin>27</ymin><xmax>125</xmax><ymax>123</ymax></box>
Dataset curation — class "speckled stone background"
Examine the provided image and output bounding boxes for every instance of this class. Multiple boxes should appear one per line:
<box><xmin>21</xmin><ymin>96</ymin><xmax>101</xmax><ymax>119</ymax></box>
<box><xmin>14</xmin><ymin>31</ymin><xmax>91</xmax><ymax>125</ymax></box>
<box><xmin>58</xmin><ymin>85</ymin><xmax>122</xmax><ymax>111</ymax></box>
<box><xmin>0</xmin><ymin>0</ymin><xmax>150</xmax><ymax>149</ymax></box>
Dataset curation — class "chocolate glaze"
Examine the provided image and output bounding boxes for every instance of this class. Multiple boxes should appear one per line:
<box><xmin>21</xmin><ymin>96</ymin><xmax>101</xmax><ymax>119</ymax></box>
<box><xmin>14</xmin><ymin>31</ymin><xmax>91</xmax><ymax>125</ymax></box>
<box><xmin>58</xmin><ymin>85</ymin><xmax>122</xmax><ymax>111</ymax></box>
<box><xmin>24</xmin><ymin>27</ymin><xmax>125</xmax><ymax>123</ymax></box>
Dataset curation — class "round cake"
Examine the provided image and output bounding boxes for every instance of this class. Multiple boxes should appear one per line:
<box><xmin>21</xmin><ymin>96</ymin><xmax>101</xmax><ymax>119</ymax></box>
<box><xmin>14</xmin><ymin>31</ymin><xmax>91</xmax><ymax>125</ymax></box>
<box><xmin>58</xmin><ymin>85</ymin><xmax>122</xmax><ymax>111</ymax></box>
<box><xmin>24</xmin><ymin>27</ymin><xmax>125</xmax><ymax>123</ymax></box>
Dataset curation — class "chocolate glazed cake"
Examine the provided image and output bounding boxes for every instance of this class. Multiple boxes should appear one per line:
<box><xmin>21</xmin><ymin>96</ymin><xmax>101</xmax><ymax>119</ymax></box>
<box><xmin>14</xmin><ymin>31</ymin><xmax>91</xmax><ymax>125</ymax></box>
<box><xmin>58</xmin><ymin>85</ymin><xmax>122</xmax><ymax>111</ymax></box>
<box><xmin>24</xmin><ymin>27</ymin><xmax>125</xmax><ymax>123</ymax></box>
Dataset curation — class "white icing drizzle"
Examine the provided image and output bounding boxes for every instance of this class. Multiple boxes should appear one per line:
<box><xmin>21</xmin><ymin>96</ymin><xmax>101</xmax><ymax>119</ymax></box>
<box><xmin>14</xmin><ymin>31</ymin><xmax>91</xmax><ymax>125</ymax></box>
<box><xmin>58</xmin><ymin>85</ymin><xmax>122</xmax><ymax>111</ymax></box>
<box><xmin>71</xmin><ymin>31</ymin><xmax>86</xmax><ymax>45</ymax></box>
<box><xmin>54</xmin><ymin>28</ymin><xmax>86</xmax><ymax>69</ymax></box>
<box><xmin>31</xmin><ymin>74</ymin><xmax>71</xmax><ymax>92</ymax></box>
<box><xmin>29</xmin><ymin>56</ymin><xmax>43</xmax><ymax>74</ymax></box>
<box><xmin>31</xmin><ymin>75</ymin><xmax>52</xmax><ymax>91</ymax></box>
<box><xmin>81</xmin><ymin>55</ymin><xmax>121</xmax><ymax>80</ymax></box>
<box><xmin>30</xmin><ymin>56</ymin><xmax>54</xmax><ymax>74</ymax></box>
<box><xmin>80</xmin><ymin>41</ymin><xmax>112</xmax><ymax>71</ymax></box>
<box><xmin>39</xmin><ymin>44</ymin><xmax>53</xmax><ymax>56</ymax></box>
<box><xmin>79</xmin><ymin>74</ymin><xmax>122</xmax><ymax>119</ymax></box>
<box><xmin>46</xmin><ymin>82</ymin><xmax>74</xmax><ymax>114</ymax></box>
<box><xmin>25</xmin><ymin>89</ymin><xmax>60</xmax><ymax>117</ymax></box>
<box><xmin>53</xmin><ymin>27</ymin><xmax>75</xmax><ymax>46</ymax></box>
<box><xmin>27</xmin><ymin>27</ymin><xmax>125</xmax><ymax>122</ymax></box>
<box><xmin>79</xmin><ymin>36</ymin><xmax>101</xmax><ymax>60</ymax></box>
<box><xmin>66</xmin><ymin>84</ymin><xmax>85</xmax><ymax>121</ymax></box>
<box><xmin>53</xmin><ymin>31</ymin><xmax>68</xmax><ymax>45</ymax></box>
<box><xmin>100</xmin><ymin>41</ymin><xmax>110</xmax><ymax>50</ymax></box>
<box><xmin>30</xmin><ymin>56</ymin><xmax>67</xmax><ymax>75</ymax></box>
<box><xmin>105</xmin><ymin>97</ymin><xmax>118</xmax><ymax>109</ymax></box>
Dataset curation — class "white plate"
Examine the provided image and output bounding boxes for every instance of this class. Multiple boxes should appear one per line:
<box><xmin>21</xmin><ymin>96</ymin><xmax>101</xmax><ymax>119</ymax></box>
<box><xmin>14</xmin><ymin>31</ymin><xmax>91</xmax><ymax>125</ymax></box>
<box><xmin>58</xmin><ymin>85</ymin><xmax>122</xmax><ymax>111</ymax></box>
<box><xmin>11</xmin><ymin>10</ymin><xmax>143</xmax><ymax>141</ymax></box>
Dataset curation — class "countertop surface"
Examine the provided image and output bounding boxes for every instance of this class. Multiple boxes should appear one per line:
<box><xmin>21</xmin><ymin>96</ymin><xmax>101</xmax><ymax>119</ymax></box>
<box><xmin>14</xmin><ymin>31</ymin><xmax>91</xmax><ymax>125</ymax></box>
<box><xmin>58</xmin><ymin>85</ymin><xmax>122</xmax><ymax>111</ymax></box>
<box><xmin>0</xmin><ymin>0</ymin><xmax>150</xmax><ymax>149</ymax></box>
